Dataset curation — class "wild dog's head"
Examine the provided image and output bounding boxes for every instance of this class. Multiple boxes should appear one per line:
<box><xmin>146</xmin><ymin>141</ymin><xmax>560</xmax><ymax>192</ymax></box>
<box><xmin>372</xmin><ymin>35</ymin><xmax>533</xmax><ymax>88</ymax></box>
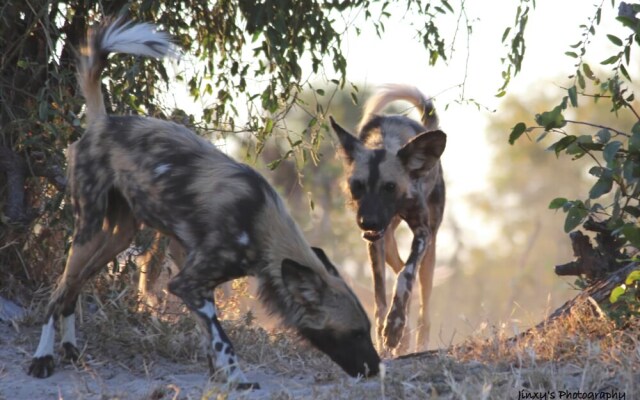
<box><xmin>280</xmin><ymin>247</ymin><xmax>380</xmax><ymax>377</ymax></box>
<box><xmin>330</xmin><ymin>116</ymin><xmax>446</xmax><ymax>241</ymax></box>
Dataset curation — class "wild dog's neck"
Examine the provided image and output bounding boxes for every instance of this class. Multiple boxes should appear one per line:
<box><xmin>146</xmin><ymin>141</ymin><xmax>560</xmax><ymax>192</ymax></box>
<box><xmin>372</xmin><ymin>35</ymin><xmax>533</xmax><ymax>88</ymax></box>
<box><xmin>258</xmin><ymin>193</ymin><xmax>326</xmax><ymax>275</ymax></box>
<box><xmin>254</xmin><ymin>193</ymin><xmax>333</xmax><ymax>330</ymax></box>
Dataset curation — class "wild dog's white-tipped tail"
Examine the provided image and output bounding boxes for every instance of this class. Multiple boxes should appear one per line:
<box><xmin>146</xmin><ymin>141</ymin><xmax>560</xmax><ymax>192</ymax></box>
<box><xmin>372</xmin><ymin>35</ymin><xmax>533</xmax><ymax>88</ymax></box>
<box><xmin>77</xmin><ymin>17</ymin><xmax>177</xmax><ymax>123</ymax></box>
<box><xmin>358</xmin><ymin>84</ymin><xmax>439</xmax><ymax>132</ymax></box>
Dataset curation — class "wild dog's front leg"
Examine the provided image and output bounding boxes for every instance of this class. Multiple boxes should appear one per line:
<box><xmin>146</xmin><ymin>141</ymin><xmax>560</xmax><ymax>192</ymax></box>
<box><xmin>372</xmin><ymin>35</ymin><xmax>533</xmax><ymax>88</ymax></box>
<box><xmin>417</xmin><ymin>235</ymin><xmax>437</xmax><ymax>351</ymax></box>
<box><xmin>168</xmin><ymin>266</ymin><xmax>258</xmax><ymax>389</ymax></box>
<box><xmin>382</xmin><ymin>228</ymin><xmax>429</xmax><ymax>350</ymax></box>
<box><xmin>367</xmin><ymin>240</ymin><xmax>386</xmax><ymax>350</ymax></box>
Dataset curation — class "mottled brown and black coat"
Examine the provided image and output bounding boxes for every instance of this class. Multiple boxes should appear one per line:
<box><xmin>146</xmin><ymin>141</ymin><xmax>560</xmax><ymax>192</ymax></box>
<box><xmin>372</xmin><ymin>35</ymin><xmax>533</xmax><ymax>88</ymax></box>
<box><xmin>28</xmin><ymin>18</ymin><xmax>379</xmax><ymax>387</ymax></box>
<box><xmin>331</xmin><ymin>85</ymin><xmax>447</xmax><ymax>354</ymax></box>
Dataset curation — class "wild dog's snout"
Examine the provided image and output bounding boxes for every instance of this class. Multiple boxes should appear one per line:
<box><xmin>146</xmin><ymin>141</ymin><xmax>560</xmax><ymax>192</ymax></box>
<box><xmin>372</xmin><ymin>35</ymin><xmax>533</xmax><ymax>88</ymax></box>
<box><xmin>356</xmin><ymin>194</ymin><xmax>394</xmax><ymax>241</ymax></box>
<box><xmin>357</xmin><ymin>210</ymin><xmax>383</xmax><ymax>232</ymax></box>
<box><xmin>301</xmin><ymin>326</ymin><xmax>381</xmax><ymax>378</ymax></box>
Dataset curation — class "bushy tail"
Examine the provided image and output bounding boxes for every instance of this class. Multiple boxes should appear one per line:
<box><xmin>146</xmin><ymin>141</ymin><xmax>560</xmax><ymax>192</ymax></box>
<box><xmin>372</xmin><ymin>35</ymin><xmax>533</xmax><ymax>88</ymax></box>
<box><xmin>358</xmin><ymin>84</ymin><xmax>439</xmax><ymax>132</ymax></box>
<box><xmin>77</xmin><ymin>17</ymin><xmax>176</xmax><ymax>123</ymax></box>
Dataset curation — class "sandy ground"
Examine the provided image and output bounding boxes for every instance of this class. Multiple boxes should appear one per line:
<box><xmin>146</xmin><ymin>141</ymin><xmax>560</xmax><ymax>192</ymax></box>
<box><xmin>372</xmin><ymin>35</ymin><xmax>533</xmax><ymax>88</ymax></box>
<box><xmin>2</xmin><ymin>299</ymin><xmax>638</xmax><ymax>400</ymax></box>
<box><xmin>0</xmin><ymin>317</ymin><xmax>386</xmax><ymax>400</ymax></box>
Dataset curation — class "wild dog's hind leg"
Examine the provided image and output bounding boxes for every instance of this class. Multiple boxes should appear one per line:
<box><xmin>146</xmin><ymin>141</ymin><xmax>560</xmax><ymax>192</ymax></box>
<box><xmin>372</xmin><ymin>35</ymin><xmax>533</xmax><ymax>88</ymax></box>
<box><xmin>168</xmin><ymin>254</ymin><xmax>257</xmax><ymax>389</ymax></box>
<box><xmin>29</xmin><ymin>191</ymin><xmax>136</xmax><ymax>378</ymax></box>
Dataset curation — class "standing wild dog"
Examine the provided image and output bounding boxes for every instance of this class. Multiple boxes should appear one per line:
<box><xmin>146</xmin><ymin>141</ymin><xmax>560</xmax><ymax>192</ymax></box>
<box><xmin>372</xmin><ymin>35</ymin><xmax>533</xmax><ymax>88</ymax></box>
<box><xmin>330</xmin><ymin>85</ymin><xmax>446</xmax><ymax>354</ymax></box>
<box><xmin>28</xmin><ymin>18</ymin><xmax>380</xmax><ymax>388</ymax></box>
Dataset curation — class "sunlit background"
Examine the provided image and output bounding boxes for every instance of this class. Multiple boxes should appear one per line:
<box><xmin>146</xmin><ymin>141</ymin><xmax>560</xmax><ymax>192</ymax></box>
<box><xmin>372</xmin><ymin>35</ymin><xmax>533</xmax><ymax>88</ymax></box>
<box><xmin>161</xmin><ymin>1</ymin><xmax>637</xmax><ymax>350</ymax></box>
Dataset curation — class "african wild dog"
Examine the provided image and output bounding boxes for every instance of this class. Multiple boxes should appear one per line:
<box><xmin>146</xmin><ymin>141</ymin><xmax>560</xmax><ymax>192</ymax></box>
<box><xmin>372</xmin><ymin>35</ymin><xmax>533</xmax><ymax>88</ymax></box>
<box><xmin>330</xmin><ymin>85</ymin><xmax>446</xmax><ymax>354</ymax></box>
<box><xmin>28</xmin><ymin>18</ymin><xmax>380</xmax><ymax>387</ymax></box>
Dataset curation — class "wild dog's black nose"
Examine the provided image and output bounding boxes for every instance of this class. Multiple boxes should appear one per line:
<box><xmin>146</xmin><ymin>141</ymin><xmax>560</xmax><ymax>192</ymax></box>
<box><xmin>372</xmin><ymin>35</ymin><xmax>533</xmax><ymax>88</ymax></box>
<box><xmin>358</xmin><ymin>214</ymin><xmax>383</xmax><ymax>231</ymax></box>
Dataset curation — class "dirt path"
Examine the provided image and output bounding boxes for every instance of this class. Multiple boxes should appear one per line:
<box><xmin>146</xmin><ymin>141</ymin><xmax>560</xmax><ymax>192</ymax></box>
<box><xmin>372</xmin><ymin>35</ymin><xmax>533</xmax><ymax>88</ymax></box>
<box><xmin>0</xmin><ymin>321</ymin><xmax>385</xmax><ymax>399</ymax></box>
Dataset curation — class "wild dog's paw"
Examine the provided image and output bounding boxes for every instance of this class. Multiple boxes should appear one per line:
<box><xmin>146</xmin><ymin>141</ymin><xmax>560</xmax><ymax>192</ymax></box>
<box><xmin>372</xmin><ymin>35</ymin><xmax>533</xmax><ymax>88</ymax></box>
<box><xmin>61</xmin><ymin>342</ymin><xmax>80</xmax><ymax>363</ymax></box>
<box><xmin>28</xmin><ymin>355</ymin><xmax>55</xmax><ymax>378</ymax></box>
<box><xmin>382</xmin><ymin>309</ymin><xmax>406</xmax><ymax>349</ymax></box>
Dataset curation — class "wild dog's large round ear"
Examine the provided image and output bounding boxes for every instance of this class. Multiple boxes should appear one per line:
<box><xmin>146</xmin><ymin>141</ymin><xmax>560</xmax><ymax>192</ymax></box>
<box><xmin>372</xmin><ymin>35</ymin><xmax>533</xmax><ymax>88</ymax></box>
<box><xmin>397</xmin><ymin>130</ymin><xmax>447</xmax><ymax>178</ymax></box>
<box><xmin>311</xmin><ymin>247</ymin><xmax>341</xmax><ymax>277</ymax></box>
<box><xmin>281</xmin><ymin>258</ymin><xmax>326</xmax><ymax>306</ymax></box>
<box><xmin>329</xmin><ymin>116</ymin><xmax>363</xmax><ymax>164</ymax></box>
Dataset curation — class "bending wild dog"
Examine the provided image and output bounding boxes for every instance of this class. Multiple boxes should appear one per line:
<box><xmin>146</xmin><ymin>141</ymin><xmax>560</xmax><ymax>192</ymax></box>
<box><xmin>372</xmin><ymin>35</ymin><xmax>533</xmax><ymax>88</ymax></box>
<box><xmin>28</xmin><ymin>18</ymin><xmax>380</xmax><ymax>387</ymax></box>
<box><xmin>330</xmin><ymin>85</ymin><xmax>446</xmax><ymax>354</ymax></box>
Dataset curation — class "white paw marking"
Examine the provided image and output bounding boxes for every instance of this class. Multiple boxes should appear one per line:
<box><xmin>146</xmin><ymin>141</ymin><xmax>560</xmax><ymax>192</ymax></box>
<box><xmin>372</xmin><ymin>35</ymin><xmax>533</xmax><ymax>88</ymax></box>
<box><xmin>34</xmin><ymin>317</ymin><xmax>55</xmax><ymax>358</ymax></box>
<box><xmin>198</xmin><ymin>300</ymin><xmax>216</xmax><ymax>320</ymax></box>
<box><xmin>61</xmin><ymin>313</ymin><xmax>77</xmax><ymax>346</ymax></box>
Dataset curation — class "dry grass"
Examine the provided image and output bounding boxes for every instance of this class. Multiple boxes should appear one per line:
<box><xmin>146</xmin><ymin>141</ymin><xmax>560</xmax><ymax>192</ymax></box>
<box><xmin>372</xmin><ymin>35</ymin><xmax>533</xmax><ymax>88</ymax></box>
<box><xmin>15</xmin><ymin>268</ymin><xmax>639</xmax><ymax>399</ymax></box>
<box><xmin>392</xmin><ymin>299</ymin><xmax>639</xmax><ymax>399</ymax></box>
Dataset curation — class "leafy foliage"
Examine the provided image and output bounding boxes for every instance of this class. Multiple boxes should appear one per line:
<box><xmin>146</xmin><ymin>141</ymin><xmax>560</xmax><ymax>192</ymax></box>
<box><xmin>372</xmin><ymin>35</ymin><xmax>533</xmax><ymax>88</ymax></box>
<box><xmin>497</xmin><ymin>0</ymin><xmax>534</xmax><ymax>97</ymax></box>
<box><xmin>0</xmin><ymin>1</ymin><xmax>456</xmax><ymax>295</ymax></box>
<box><xmin>608</xmin><ymin>269</ymin><xmax>640</xmax><ymax>324</ymax></box>
<box><xmin>507</xmin><ymin>1</ymin><xmax>640</xmax><ymax>320</ymax></box>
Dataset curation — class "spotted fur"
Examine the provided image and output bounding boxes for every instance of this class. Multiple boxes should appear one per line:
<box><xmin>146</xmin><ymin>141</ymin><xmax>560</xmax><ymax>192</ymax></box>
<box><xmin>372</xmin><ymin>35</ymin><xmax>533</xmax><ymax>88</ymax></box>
<box><xmin>28</xmin><ymin>17</ymin><xmax>380</xmax><ymax>386</ymax></box>
<box><xmin>331</xmin><ymin>84</ymin><xmax>447</xmax><ymax>354</ymax></box>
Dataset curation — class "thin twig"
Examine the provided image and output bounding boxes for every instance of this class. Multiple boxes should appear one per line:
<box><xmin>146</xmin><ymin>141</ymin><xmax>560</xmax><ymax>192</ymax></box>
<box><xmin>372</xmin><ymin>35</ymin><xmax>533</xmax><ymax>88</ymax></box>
<box><xmin>564</xmin><ymin>119</ymin><xmax>629</xmax><ymax>137</ymax></box>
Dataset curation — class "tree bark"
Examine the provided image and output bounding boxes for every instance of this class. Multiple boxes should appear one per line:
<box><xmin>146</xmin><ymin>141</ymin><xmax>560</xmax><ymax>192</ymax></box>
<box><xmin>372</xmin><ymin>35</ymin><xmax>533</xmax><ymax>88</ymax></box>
<box><xmin>513</xmin><ymin>262</ymin><xmax>639</xmax><ymax>340</ymax></box>
<box><xmin>0</xmin><ymin>146</ymin><xmax>29</xmax><ymax>226</ymax></box>
<box><xmin>0</xmin><ymin>146</ymin><xmax>67</xmax><ymax>227</ymax></box>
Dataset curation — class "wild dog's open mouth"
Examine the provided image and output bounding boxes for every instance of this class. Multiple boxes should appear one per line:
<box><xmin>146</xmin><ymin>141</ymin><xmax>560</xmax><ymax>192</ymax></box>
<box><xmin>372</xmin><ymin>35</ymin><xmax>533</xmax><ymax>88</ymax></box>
<box><xmin>362</xmin><ymin>229</ymin><xmax>385</xmax><ymax>242</ymax></box>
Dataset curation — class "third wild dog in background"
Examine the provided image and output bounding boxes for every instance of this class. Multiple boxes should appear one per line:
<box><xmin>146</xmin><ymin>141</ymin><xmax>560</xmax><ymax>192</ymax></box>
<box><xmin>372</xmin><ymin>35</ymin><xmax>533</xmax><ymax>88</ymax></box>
<box><xmin>28</xmin><ymin>17</ymin><xmax>380</xmax><ymax>388</ymax></box>
<box><xmin>331</xmin><ymin>85</ymin><xmax>447</xmax><ymax>354</ymax></box>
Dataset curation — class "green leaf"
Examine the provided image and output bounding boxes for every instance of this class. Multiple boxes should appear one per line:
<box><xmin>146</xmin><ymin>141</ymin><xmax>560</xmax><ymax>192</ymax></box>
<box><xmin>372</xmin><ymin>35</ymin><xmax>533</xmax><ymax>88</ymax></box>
<box><xmin>535</xmin><ymin>106</ymin><xmax>566</xmax><ymax>130</ymax></box>
<box><xmin>607</xmin><ymin>34</ymin><xmax>623</xmax><ymax>46</ymax></box>
<box><xmin>622</xmin><ymin>224</ymin><xmax>640</xmax><ymax>248</ymax></box>
<box><xmin>625</xmin><ymin>270</ymin><xmax>640</xmax><ymax>285</ymax></box>
<box><xmin>577</xmin><ymin>70</ymin><xmax>586</xmax><ymax>90</ymax></box>
<box><xmin>588</xmin><ymin>166</ymin><xmax>605</xmax><ymax>177</ymax></box>
<box><xmin>601</xmin><ymin>54</ymin><xmax>620</xmax><ymax>65</ymax></box>
<box><xmin>564</xmin><ymin>205</ymin><xmax>588</xmax><ymax>232</ymax></box>
<box><xmin>509</xmin><ymin>122</ymin><xmax>527</xmax><ymax>145</ymax></box>
<box><xmin>263</xmin><ymin>118</ymin><xmax>274</xmax><ymax>134</ymax></box>
<box><xmin>536</xmin><ymin>131</ymin><xmax>549</xmax><ymax>142</ymax></box>
<box><xmin>595</xmin><ymin>129</ymin><xmax>611</xmax><ymax>144</ymax></box>
<box><xmin>603</xmin><ymin>141</ymin><xmax>622</xmax><ymax>164</ymax></box>
<box><xmin>589</xmin><ymin>176</ymin><xmax>613</xmax><ymax>199</ymax></box>
<box><xmin>565</xmin><ymin>51</ymin><xmax>578</xmax><ymax>58</ymax></box>
<box><xmin>623</xmin><ymin>205</ymin><xmax>640</xmax><ymax>218</ymax></box>
<box><xmin>501</xmin><ymin>27</ymin><xmax>511</xmax><ymax>43</ymax></box>
<box><xmin>547</xmin><ymin>135</ymin><xmax>576</xmax><ymax>155</ymax></box>
<box><xmin>549</xmin><ymin>197</ymin><xmax>569</xmax><ymax>209</ymax></box>
<box><xmin>568</xmin><ymin>86</ymin><xmax>578</xmax><ymax>107</ymax></box>
<box><xmin>583</xmin><ymin>63</ymin><xmax>595</xmax><ymax>80</ymax></box>
<box><xmin>630</xmin><ymin>123</ymin><xmax>640</xmax><ymax>152</ymax></box>
<box><xmin>609</xmin><ymin>285</ymin><xmax>626</xmax><ymax>303</ymax></box>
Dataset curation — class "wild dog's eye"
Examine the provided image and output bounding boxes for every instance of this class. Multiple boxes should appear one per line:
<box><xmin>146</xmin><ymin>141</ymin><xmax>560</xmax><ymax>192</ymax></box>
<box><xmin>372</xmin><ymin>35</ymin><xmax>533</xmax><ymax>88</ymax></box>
<box><xmin>350</xmin><ymin>180</ymin><xmax>365</xmax><ymax>198</ymax></box>
<box><xmin>383</xmin><ymin>182</ymin><xmax>396</xmax><ymax>193</ymax></box>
